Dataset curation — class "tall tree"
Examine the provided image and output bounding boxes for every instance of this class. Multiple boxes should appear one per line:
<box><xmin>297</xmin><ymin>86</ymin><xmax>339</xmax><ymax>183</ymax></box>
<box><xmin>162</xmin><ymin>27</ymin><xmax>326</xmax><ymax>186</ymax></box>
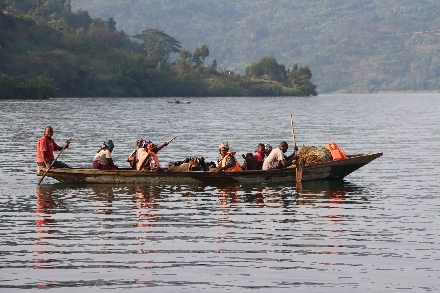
<box><xmin>180</xmin><ymin>46</ymin><xmax>191</xmax><ymax>59</ymax></box>
<box><xmin>132</xmin><ymin>29</ymin><xmax>181</xmax><ymax>62</ymax></box>
<box><xmin>259</xmin><ymin>56</ymin><xmax>282</xmax><ymax>81</ymax></box>
<box><xmin>33</xmin><ymin>0</ymin><xmax>43</xmax><ymax>17</ymax></box>
<box><xmin>287</xmin><ymin>63</ymin><xmax>317</xmax><ymax>96</ymax></box>
<box><xmin>199</xmin><ymin>44</ymin><xmax>209</xmax><ymax>65</ymax></box>
<box><xmin>64</xmin><ymin>0</ymin><xmax>71</xmax><ymax>12</ymax></box>
<box><xmin>106</xmin><ymin>17</ymin><xmax>116</xmax><ymax>32</ymax></box>
<box><xmin>245</xmin><ymin>61</ymin><xmax>262</xmax><ymax>79</ymax></box>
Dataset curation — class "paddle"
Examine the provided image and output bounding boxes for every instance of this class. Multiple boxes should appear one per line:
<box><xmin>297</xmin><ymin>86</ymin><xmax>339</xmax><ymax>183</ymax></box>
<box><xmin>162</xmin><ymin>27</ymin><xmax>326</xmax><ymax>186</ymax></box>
<box><xmin>38</xmin><ymin>138</ymin><xmax>71</xmax><ymax>185</ymax></box>
<box><xmin>153</xmin><ymin>136</ymin><xmax>177</xmax><ymax>153</ymax></box>
<box><xmin>290</xmin><ymin>114</ymin><xmax>302</xmax><ymax>183</ymax></box>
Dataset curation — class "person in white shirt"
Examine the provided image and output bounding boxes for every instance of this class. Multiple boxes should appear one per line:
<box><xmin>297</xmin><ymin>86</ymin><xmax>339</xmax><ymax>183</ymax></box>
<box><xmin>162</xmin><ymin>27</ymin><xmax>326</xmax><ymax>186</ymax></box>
<box><xmin>262</xmin><ymin>141</ymin><xmax>298</xmax><ymax>170</ymax></box>
<box><xmin>92</xmin><ymin>140</ymin><xmax>118</xmax><ymax>170</ymax></box>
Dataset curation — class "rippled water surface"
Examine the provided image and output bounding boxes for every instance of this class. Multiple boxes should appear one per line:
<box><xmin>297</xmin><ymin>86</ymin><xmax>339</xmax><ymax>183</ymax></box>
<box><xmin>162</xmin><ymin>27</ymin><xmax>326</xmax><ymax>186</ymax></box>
<box><xmin>0</xmin><ymin>94</ymin><xmax>439</xmax><ymax>292</ymax></box>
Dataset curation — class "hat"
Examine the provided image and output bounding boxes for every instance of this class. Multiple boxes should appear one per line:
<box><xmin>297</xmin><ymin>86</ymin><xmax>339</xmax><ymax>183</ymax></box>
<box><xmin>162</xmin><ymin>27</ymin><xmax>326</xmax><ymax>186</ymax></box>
<box><xmin>218</xmin><ymin>141</ymin><xmax>229</xmax><ymax>150</ymax></box>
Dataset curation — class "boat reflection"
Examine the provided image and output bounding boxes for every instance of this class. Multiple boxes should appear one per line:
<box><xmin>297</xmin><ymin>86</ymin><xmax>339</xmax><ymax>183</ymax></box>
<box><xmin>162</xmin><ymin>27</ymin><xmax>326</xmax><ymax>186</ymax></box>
<box><xmin>34</xmin><ymin>186</ymin><xmax>58</xmax><ymax>270</ymax></box>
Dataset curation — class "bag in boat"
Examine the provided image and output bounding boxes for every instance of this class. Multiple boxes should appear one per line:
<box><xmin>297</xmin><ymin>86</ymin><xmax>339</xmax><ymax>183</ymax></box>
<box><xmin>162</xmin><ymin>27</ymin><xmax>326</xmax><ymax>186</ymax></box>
<box><xmin>298</xmin><ymin>145</ymin><xmax>332</xmax><ymax>166</ymax></box>
<box><xmin>168</xmin><ymin>157</ymin><xmax>215</xmax><ymax>171</ymax></box>
<box><xmin>326</xmin><ymin>142</ymin><xmax>347</xmax><ymax>161</ymax></box>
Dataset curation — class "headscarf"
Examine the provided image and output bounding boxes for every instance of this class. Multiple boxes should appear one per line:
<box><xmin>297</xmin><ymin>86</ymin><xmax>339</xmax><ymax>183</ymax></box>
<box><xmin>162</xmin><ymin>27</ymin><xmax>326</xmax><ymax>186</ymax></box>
<box><xmin>103</xmin><ymin>140</ymin><xmax>114</xmax><ymax>149</ymax></box>
<box><xmin>98</xmin><ymin>139</ymin><xmax>114</xmax><ymax>152</ymax></box>
<box><xmin>218</xmin><ymin>140</ymin><xmax>229</xmax><ymax>150</ymax></box>
<box><xmin>264</xmin><ymin>143</ymin><xmax>272</xmax><ymax>153</ymax></box>
<box><xmin>141</xmin><ymin>140</ymin><xmax>152</xmax><ymax>148</ymax></box>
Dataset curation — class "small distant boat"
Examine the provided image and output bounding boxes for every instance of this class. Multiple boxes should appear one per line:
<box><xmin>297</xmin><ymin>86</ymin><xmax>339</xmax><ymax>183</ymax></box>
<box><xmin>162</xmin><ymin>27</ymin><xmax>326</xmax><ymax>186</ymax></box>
<box><xmin>168</xmin><ymin>100</ymin><xmax>191</xmax><ymax>104</ymax></box>
<box><xmin>36</xmin><ymin>152</ymin><xmax>382</xmax><ymax>185</ymax></box>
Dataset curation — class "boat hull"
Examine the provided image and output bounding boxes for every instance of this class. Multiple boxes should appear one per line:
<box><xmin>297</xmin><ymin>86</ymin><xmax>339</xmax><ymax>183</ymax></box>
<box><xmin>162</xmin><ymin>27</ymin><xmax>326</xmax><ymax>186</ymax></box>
<box><xmin>36</xmin><ymin>152</ymin><xmax>383</xmax><ymax>185</ymax></box>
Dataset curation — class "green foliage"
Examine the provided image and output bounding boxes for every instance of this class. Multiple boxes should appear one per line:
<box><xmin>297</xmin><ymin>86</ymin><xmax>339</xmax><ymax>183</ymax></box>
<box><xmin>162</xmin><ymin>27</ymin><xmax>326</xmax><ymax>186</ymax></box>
<box><xmin>245</xmin><ymin>56</ymin><xmax>317</xmax><ymax>96</ymax></box>
<box><xmin>132</xmin><ymin>28</ymin><xmax>181</xmax><ymax>62</ymax></box>
<box><xmin>62</xmin><ymin>9</ymin><xmax>91</xmax><ymax>30</ymax></box>
<box><xmin>0</xmin><ymin>6</ymin><xmax>312</xmax><ymax>97</ymax></box>
<box><xmin>70</xmin><ymin>0</ymin><xmax>440</xmax><ymax>92</ymax></box>
<box><xmin>0</xmin><ymin>74</ymin><xmax>56</xmax><ymax>99</ymax></box>
<box><xmin>287</xmin><ymin>64</ymin><xmax>318</xmax><ymax>96</ymax></box>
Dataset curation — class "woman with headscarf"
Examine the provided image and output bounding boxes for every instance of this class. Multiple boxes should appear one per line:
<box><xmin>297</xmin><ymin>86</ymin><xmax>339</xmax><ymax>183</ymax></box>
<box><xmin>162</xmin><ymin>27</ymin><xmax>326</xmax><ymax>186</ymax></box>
<box><xmin>136</xmin><ymin>140</ymin><xmax>162</xmax><ymax>171</ymax></box>
<box><xmin>264</xmin><ymin>143</ymin><xmax>273</xmax><ymax>157</ymax></box>
<box><xmin>216</xmin><ymin>141</ymin><xmax>242</xmax><ymax>173</ymax></box>
<box><xmin>92</xmin><ymin>140</ymin><xmax>118</xmax><ymax>170</ymax></box>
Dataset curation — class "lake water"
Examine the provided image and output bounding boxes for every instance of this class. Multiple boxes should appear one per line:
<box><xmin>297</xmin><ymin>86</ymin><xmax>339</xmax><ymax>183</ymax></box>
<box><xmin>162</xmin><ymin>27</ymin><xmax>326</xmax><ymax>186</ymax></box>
<box><xmin>0</xmin><ymin>94</ymin><xmax>439</xmax><ymax>292</ymax></box>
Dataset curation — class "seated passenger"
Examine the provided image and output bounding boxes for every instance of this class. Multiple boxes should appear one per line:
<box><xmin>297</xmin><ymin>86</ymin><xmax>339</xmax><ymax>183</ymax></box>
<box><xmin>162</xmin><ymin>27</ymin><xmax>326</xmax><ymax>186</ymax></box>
<box><xmin>253</xmin><ymin>143</ymin><xmax>266</xmax><ymax>168</ymax></box>
<box><xmin>241</xmin><ymin>153</ymin><xmax>261</xmax><ymax>170</ymax></box>
<box><xmin>264</xmin><ymin>143</ymin><xmax>273</xmax><ymax>158</ymax></box>
<box><xmin>127</xmin><ymin>139</ymin><xmax>143</xmax><ymax>169</ymax></box>
<box><xmin>216</xmin><ymin>141</ymin><xmax>242</xmax><ymax>173</ymax></box>
<box><xmin>92</xmin><ymin>140</ymin><xmax>118</xmax><ymax>170</ymax></box>
<box><xmin>262</xmin><ymin>141</ymin><xmax>298</xmax><ymax>171</ymax></box>
<box><xmin>136</xmin><ymin>140</ymin><xmax>162</xmax><ymax>171</ymax></box>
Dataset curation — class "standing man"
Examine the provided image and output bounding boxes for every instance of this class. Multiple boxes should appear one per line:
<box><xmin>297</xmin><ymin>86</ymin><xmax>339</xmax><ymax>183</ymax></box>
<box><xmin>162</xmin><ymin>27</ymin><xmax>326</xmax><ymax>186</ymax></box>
<box><xmin>262</xmin><ymin>141</ymin><xmax>298</xmax><ymax>170</ymax></box>
<box><xmin>36</xmin><ymin>126</ymin><xmax>70</xmax><ymax>168</ymax></box>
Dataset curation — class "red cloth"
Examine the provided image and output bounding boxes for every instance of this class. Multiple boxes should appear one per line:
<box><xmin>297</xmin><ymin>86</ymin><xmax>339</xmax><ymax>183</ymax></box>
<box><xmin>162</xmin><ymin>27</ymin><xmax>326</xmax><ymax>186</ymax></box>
<box><xmin>36</xmin><ymin>136</ymin><xmax>61</xmax><ymax>163</ymax></box>
<box><xmin>253</xmin><ymin>152</ymin><xmax>264</xmax><ymax>163</ymax></box>
<box><xmin>92</xmin><ymin>160</ymin><xmax>117</xmax><ymax>170</ymax></box>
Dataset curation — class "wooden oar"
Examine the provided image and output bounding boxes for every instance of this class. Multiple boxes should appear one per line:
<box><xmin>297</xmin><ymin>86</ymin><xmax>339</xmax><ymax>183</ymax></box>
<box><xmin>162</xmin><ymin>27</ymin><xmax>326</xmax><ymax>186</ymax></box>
<box><xmin>290</xmin><ymin>114</ymin><xmax>302</xmax><ymax>183</ymax></box>
<box><xmin>290</xmin><ymin>114</ymin><xmax>297</xmax><ymax>151</ymax></box>
<box><xmin>37</xmin><ymin>138</ymin><xmax>71</xmax><ymax>185</ymax></box>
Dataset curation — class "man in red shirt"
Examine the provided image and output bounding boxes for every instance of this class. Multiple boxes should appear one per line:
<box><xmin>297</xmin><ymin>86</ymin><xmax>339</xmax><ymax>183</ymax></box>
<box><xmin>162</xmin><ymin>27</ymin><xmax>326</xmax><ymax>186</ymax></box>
<box><xmin>36</xmin><ymin>126</ymin><xmax>70</xmax><ymax>168</ymax></box>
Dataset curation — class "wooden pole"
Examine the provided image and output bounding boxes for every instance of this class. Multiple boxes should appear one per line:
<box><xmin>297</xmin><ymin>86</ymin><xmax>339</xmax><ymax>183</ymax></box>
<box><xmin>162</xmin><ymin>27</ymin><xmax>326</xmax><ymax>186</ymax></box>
<box><xmin>290</xmin><ymin>115</ymin><xmax>302</xmax><ymax>183</ymax></box>
<box><xmin>37</xmin><ymin>138</ymin><xmax>71</xmax><ymax>185</ymax></box>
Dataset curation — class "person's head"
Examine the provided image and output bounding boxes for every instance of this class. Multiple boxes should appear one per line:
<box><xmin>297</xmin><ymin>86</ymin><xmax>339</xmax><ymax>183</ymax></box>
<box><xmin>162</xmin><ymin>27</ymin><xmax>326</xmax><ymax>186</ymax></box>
<box><xmin>257</xmin><ymin>143</ymin><xmax>265</xmax><ymax>155</ymax></box>
<box><xmin>102</xmin><ymin>140</ymin><xmax>115</xmax><ymax>152</ymax></box>
<box><xmin>245</xmin><ymin>153</ymin><xmax>254</xmax><ymax>160</ymax></box>
<box><xmin>218</xmin><ymin>141</ymin><xmax>229</xmax><ymax>157</ymax></box>
<box><xmin>140</xmin><ymin>140</ymin><xmax>150</xmax><ymax>149</ymax></box>
<box><xmin>264</xmin><ymin>143</ymin><xmax>272</xmax><ymax>155</ymax></box>
<box><xmin>279</xmin><ymin>141</ymin><xmax>288</xmax><ymax>153</ymax></box>
<box><xmin>44</xmin><ymin>126</ymin><xmax>54</xmax><ymax>138</ymax></box>
<box><xmin>147</xmin><ymin>143</ymin><xmax>157</xmax><ymax>153</ymax></box>
<box><xmin>136</xmin><ymin>139</ymin><xmax>143</xmax><ymax>148</ymax></box>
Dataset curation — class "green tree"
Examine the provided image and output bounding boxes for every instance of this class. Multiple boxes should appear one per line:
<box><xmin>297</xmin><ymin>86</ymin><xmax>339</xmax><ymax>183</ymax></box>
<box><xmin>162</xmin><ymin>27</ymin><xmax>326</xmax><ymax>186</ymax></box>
<box><xmin>106</xmin><ymin>17</ymin><xmax>116</xmax><ymax>32</ymax></box>
<box><xmin>259</xmin><ymin>56</ymin><xmax>283</xmax><ymax>81</ymax></box>
<box><xmin>180</xmin><ymin>46</ymin><xmax>191</xmax><ymax>59</ymax></box>
<box><xmin>211</xmin><ymin>59</ymin><xmax>217</xmax><ymax>70</ymax></box>
<box><xmin>245</xmin><ymin>61</ymin><xmax>262</xmax><ymax>79</ymax></box>
<box><xmin>132</xmin><ymin>28</ymin><xmax>181</xmax><ymax>62</ymax></box>
<box><xmin>33</xmin><ymin>0</ymin><xmax>43</xmax><ymax>18</ymax></box>
<box><xmin>192</xmin><ymin>44</ymin><xmax>209</xmax><ymax>67</ymax></box>
<box><xmin>287</xmin><ymin>63</ymin><xmax>317</xmax><ymax>96</ymax></box>
<box><xmin>192</xmin><ymin>46</ymin><xmax>202</xmax><ymax>67</ymax></box>
<box><xmin>199</xmin><ymin>44</ymin><xmax>209</xmax><ymax>65</ymax></box>
<box><xmin>64</xmin><ymin>0</ymin><xmax>71</xmax><ymax>12</ymax></box>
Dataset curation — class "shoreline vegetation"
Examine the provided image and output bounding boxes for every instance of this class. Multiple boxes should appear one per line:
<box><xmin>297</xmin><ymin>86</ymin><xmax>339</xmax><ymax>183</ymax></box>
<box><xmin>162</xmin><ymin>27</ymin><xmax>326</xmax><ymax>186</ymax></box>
<box><xmin>0</xmin><ymin>1</ymin><xmax>317</xmax><ymax>99</ymax></box>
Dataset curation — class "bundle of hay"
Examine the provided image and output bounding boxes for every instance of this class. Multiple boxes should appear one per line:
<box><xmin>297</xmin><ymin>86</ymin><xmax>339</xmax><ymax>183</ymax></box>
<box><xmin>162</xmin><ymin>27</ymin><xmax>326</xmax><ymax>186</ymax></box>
<box><xmin>297</xmin><ymin>145</ymin><xmax>332</xmax><ymax>166</ymax></box>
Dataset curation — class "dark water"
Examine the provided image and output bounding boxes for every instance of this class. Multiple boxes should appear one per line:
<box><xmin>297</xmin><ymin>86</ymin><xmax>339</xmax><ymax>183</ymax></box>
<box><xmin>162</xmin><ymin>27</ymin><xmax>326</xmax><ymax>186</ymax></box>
<box><xmin>0</xmin><ymin>94</ymin><xmax>439</xmax><ymax>292</ymax></box>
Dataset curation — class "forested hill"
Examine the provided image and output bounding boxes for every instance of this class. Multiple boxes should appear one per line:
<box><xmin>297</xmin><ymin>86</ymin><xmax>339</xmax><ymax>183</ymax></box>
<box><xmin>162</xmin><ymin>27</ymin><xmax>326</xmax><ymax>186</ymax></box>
<box><xmin>72</xmin><ymin>0</ymin><xmax>440</xmax><ymax>93</ymax></box>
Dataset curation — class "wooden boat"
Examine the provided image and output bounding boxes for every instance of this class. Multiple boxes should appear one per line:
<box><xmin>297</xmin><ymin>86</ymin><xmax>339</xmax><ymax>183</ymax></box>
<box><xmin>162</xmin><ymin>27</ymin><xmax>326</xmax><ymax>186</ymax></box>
<box><xmin>36</xmin><ymin>152</ymin><xmax>382</xmax><ymax>185</ymax></box>
<box><xmin>167</xmin><ymin>100</ymin><xmax>191</xmax><ymax>104</ymax></box>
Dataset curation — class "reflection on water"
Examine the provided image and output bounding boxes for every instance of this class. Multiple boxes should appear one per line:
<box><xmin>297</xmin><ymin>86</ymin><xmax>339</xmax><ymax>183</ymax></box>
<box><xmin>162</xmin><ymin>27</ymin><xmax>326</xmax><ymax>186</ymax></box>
<box><xmin>1</xmin><ymin>95</ymin><xmax>440</xmax><ymax>291</ymax></box>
